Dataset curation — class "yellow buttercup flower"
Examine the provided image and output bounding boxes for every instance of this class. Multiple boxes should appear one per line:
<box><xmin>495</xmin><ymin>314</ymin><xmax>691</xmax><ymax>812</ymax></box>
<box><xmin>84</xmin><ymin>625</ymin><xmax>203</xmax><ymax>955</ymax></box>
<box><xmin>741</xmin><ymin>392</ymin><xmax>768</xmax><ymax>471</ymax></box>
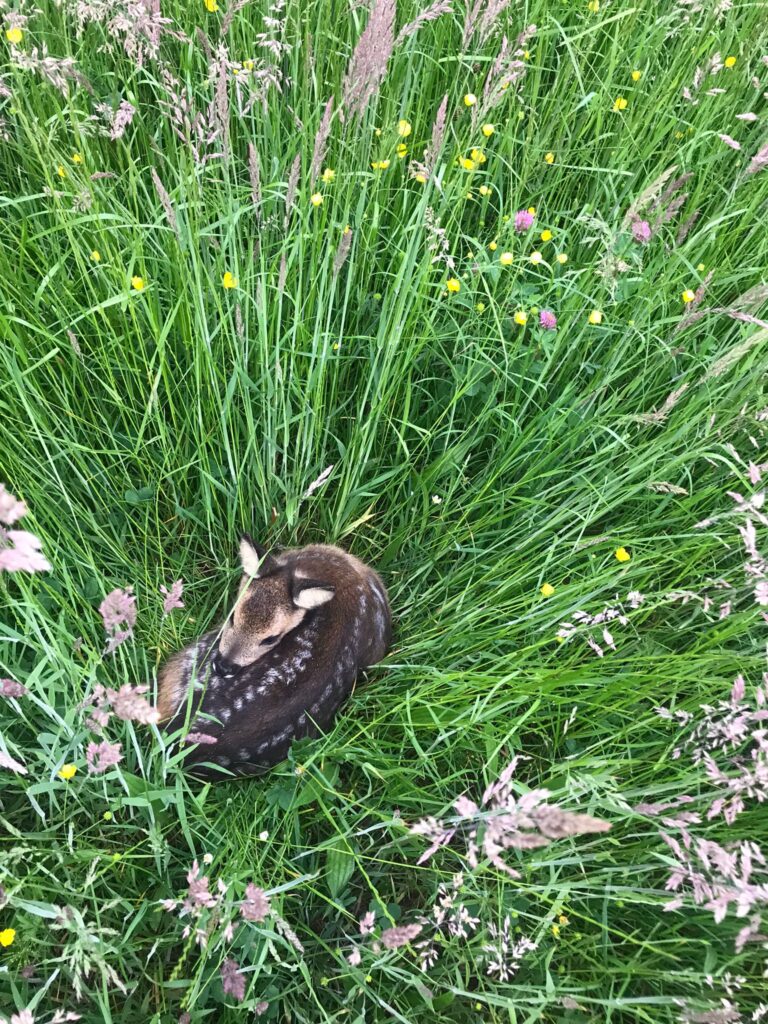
<box><xmin>540</xmin><ymin>583</ymin><xmax>555</xmax><ymax>597</ymax></box>
<box><xmin>343</xmin><ymin>224</ymin><xmax>351</xmax><ymax>235</ymax></box>
<box><xmin>540</xmin><ymin>230</ymin><xmax>553</xmax><ymax>242</ymax></box>
<box><xmin>459</xmin><ymin>157</ymin><xmax>477</xmax><ymax>171</ymax></box>
<box><xmin>463</xmin><ymin>93</ymin><xmax>477</xmax><ymax>107</ymax></box>
<box><xmin>321</xmin><ymin>168</ymin><xmax>335</xmax><ymax>183</ymax></box>
<box><xmin>514</xmin><ymin>310</ymin><xmax>528</xmax><ymax>325</ymax></box>
<box><xmin>489</xmin><ymin>240</ymin><xmax>497</xmax><ymax>251</ymax></box>
<box><xmin>204</xmin><ymin>0</ymin><xmax>218</xmax><ymax>10</ymax></box>
<box><xmin>499</xmin><ymin>252</ymin><xmax>513</xmax><ymax>266</ymax></box>
<box><xmin>529</xmin><ymin>251</ymin><xmax>543</xmax><ymax>264</ymax></box>
<box><xmin>243</xmin><ymin>59</ymin><xmax>254</xmax><ymax>71</ymax></box>
<box><xmin>5</xmin><ymin>26</ymin><xmax>22</xmax><ymax>44</ymax></box>
<box><xmin>615</xmin><ymin>546</ymin><xmax>631</xmax><ymax>562</ymax></box>
<box><xmin>556</xmin><ymin>253</ymin><xmax>568</xmax><ymax>264</ymax></box>
<box><xmin>131</xmin><ymin>276</ymin><xmax>145</xmax><ymax>291</ymax></box>
<box><xmin>724</xmin><ymin>55</ymin><xmax>736</xmax><ymax>68</ymax></box>
<box><xmin>57</xmin><ymin>165</ymin><xmax>67</xmax><ymax>179</ymax></box>
<box><xmin>72</xmin><ymin>153</ymin><xmax>83</xmax><ymax>164</ymax></box>
<box><xmin>682</xmin><ymin>289</ymin><xmax>695</xmax><ymax>303</ymax></box>
<box><xmin>544</xmin><ymin>151</ymin><xmax>555</xmax><ymax>164</ymax></box>
<box><xmin>470</xmin><ymin>148</ymin><xmax>486</xmax><ymax>164</ymax></box>
<box><xmin>374</xmin><ymin>128</ymin><xmax>382</xmax><ymax>137</ymax></box>
<box><xmin>482</xmin><ymin>123</ymin><xmax>495</xmax><ymax>137</ymax></box>
<box><xmin>222</xmin><ymin>271</ymin><xmax>238</xmax><ymax>289</ymax></box>
<box><xmin>414</xmin><ymin>173</ymin><xmax>427</xmax><ymax>184</ymax></box>
<box><xmin>90</xmin><ymin>250</ymin><xmax>101</xmax><ymax>262</ymax></box>
<box><xmin>588</xmin><ymin>309</ymin><xmax>602</xmax><ymax>324</ymax></box>
<box><xmin>371</xmin><ymin>159</ymin><xmax>390</xmax><ymax>170</ymax></box>
<box><xmin>58</xmin><ymin>763</ymin><xmax>77</xmax><ymax>780</ymax></box>
<box><xmin>479</xmin><ymin>185</ymin><xmax>491</xmax><ymax>196</ymax></box>
<box><xmin>310</xmin><ymin>192</ymin><xmax>323</xmax><ymax>207</ymax></box>
<box><xmin>0</xmin><ymin>928</ymin><xmax>15</xmax><ymax>947</ymax></box>
<box><xmin>397</xmin><ymin>119</ymin><xmax>412</xmax><ymax>137</ymax></box>
<box><xmin>527</xmin><ymin>207</ymin><xmax>536</xmax><ymax>215</ymax></box>
<box><xmin>396</xmin><ymin>143</ymin><xmax>407</xmax><ymax>158</ymax></box>
<box><xmin>587</xmin><ymin>0</ymin><xmax>599</xmax><ymax>11</ymax></box>
<box><xmin>631</xmin><ymin>69</ymin><xmax>642</xmax><ymax>81</ymax></box>
<box><xmin>446</xmin><ymin>278</ymin><xmax>461</xmax><ymax>293</ymax></box>
<box><xmin>612</xmin><ymin>96</ymin><xmax>628</xmax><ymax>112</ymax></box>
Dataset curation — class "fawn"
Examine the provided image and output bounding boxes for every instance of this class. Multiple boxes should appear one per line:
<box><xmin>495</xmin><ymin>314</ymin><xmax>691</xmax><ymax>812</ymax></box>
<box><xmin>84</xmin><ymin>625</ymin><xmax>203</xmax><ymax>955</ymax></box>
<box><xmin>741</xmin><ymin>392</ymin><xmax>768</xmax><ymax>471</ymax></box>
<box><xmin>158</xmin><ymin>536</ymin><xmax>391</xmax><ymax>777</ymax></box>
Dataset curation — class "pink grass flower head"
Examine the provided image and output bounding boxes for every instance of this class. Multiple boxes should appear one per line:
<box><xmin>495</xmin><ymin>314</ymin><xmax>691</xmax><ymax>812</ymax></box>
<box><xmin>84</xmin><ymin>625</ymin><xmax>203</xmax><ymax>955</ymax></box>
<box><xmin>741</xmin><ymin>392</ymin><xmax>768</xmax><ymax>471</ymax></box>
<box><xmin>0</xmin><ymin>484</ymin><xmax>27</xmax><ymax>524</ymax></box>
<box><xmin>240</xmin><ymin>883</ymin><xmax>270</xmax><ymax>922</ymax></box>
<box><xmin>380</xmin><ymin>923</ymin><xmax>423</xmax><ymax>948</ymax></box>
<box><xmin>160</xmin><ymin>579</ymin><xmax>184</xmax><ymax>615</ymax></box>
<box><xmin>220</xmin><ymin>958</ymin><xmax>246</xmax><ymax>1002</ymax></box>
<box><xmin>631</xmin><ymin>219</ymin><xmax>652</xmax><ymax>243</ymax></box>
<box><xmin>514</xmin><ymin>209</ymin><xmax>534</xmax><ymax>232</ymax></box>
<box><xmin>539</xmin><ymin>310</ymin><xmax>557</xmax><ymax>330</ymax></box>
<box><xmin>99</xmin><ymin>587</ymin><xmax>137</xmax><ymax>654</ymax></box>
<box><xmin>108</xmin><ymin>684</ymin><xmax>160</xmax><ymax>725</ymax></box>
<box><xmin>86</xmin><ymin>740</ymin><xmax>123</xmax><ymax>773</ymax></box>
<box><xmin>0</xmin><ymin>678</ymin><xmax>28</xmax><ymax>698</ymax></box>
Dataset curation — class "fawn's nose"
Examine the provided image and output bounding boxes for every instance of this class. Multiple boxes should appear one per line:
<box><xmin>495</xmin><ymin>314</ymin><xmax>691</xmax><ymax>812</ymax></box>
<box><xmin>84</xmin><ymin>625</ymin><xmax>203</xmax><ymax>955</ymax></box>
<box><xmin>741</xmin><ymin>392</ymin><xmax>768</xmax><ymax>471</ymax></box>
<box><xmin>212</xmin><ymin>650</ymin><xmax>238</xmax><ymax>678</ymax></box>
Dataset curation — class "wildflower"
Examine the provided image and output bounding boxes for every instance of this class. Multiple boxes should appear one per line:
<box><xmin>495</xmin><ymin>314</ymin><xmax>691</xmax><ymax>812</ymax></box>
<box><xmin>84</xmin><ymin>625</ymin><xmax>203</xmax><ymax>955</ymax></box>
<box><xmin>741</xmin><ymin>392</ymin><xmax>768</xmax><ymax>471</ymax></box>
<box><xmin>58</xmin><ymin>763</ymin><xmax>77</xmax><ymax>780</ymax></box>
<box><xmin>631</xmin><ymin>219</ymin><xmax>651</xmax><ymax>244</ymax></box>
<box><xmin>396</xmin><ymin>143</ymin><xmax>407</xmax><ymax>157</ymax></box>
<box><xmin>588</xmin><ymin>309</ymin><xmax>602</xmax><ymax>324</ymax></box>
<box><xmin>371</xmin><ymin>159</ymin><xmax>390</xmax><ymax>170</ymax></box>
<box><xmin>57</xmin><ymin>165</ymin><xmax>67</xmax><ymax>178</ymax></box>
<box><xmin>459</xmin><ymin>157</ymin><xmax>476</xmax><ymax>170</ymax></box>
<box><xmin>160</xmin><ymin>579</ymin><xmax>184</xmax><ymax>614</ymax></box>
<box><xmin>514</xmin><ymin>310</ymin><xmax>528</xmax><ymax>325</ymax></box>
<box><xmin>682</xmin><ymin>288</ymin><xmax>695</xmax><ymax>303</ymax></box>
<box><xmin>86</xmin><ymin>740</ymin><xmax>123</xmax><ymax>773</ymax></box>
<box><xmin>0</xmin><ymin>679</ymin><xmax>28</xmax><ymax>698</ymax></box>
<box><xmin>131</xmin><ymin>276</ymin><xmax>145</xmax><ymax>291</ymax></box>
<box><xmin>108</xmin><ymin>684</ymin><xmax>159</xmax><ymax>724</ymax></box>
<box><xmin>397</xmin><ymin>119</ymin><xmax>412</xmax><ymax>137</ymax></box>
<box><xmin>431</xmin><ymin>494</ymin><xmax>442</xmax><ymax>505</ymax></box>
<box><xmin>539</xmin><ymin>310</ymin><xmax>557</xmax><ymax>330</ymax></box>
<box><xmin>204</xmin><ymin>0</ymin><xmax>219</xmax><ymax>10</ymax></box>
<box><xmin>631</xmin><ymin>69</ymin><xmax>642</xmax><ymax>81</ymax></box>
<box><xmin>724</xmin><ymin>55</ymin><xmax>736</xmax><ymax>68</ymax></box>
<box><xmin>489</xmin><ymin>240</ymin><xmax>497</xmax><ymax>251</ymax></box>
<box><xmin>529</xmin><ymin>251</ymin><xmax>543</xmax><ymax>264</ymax></box>
<box><xmin>515</xmin><ymin>209</ymin><xmax>534</xmax><ymax>232</ymax></box>
<box><xmin>104</xmin><ymin>810</ymin><xmax>113</xmax><ymax>820</ymax></box>
<box><xmin>540</xmin><ymin>229</ymin><xmax>552</xmax><ymax>241</ymax></box>
<box><xmin>615</xmin><ymin>546</ymin><xmax>631</xmax><ymax>562</ymax></box>
<box><xmin>541</xmin><ymin>583</ymin><xmax>555</xmax><ymax>597</ymax></box>
<box><xmin>0</xmin><ymin>928</ymin><xmax>15</xmax><ymax>946</ymax></box>
<box><xmin>446</xmin><ymin>278</ymin><xmax>461</xmax><ymax>293</ymax></box>
<box><xmin>220</xmin><ymin>958</ymin><xmax>245</xmax><ymax>1002</ymax></box>
<box><xmin>556</xmin><ymin>253</ymin><xmax>568</xmax><ymax>264</ymax></box>
<box><xmin>612</xmin><ymin>97</ymin><xmax>628</xmax><ymax>112</ymax></box>
<box><xmin>381</xmin><ymin>923</ymin><xmax>423</xmax><ymax>949</ymax></box>
<box><xmin>587</xmin><ymin>0</ymin><xmax>599</xmax><ymax>11</ymax></box>
<box><xmin>310</xmin><ymin>192</ymin><xmax>323</xmax><ymax>207</ymax></box>
<box><xmin>500</xmin><ymin>252</ymin><xmax>514</xmax><ymax>266</ymax></box>
<box><xmin>470</xmin><ymin>148</ymin><xmax>486</xmax><ymax>164</ymax></box>
<box><xmin>6</xmin><ymin>26</ymin><xmax>22</xmax><ymax>45</ymax></box>
<box><xmin>475</xmin><ymin>302</ymin><xmax>485</xmax><ymax>312</ymax></box>
<box><xmin>71</xmin><ymin>153</ymin><xmax>83</xmax><ymax>164</ymax></box>
<box><xmin>482</xmin><ymin>123</ymin><xmax>495</xmax><ymax>137</ymax></box>
<box><xmin>99</xmin><ymin>586</ymin><xmax>136</xmax><ymax>654</ymax></box>
<box><xmin>90</xmin><ymin>250</ymin><xmax>101</xmax><ymax>261</ymax></box>
<box><xmin>321</xmin><ymin>168</ymin><xmax>335</xmax><ymax>183</ymax></box>
<box><xmin>463</xmin><ymin>93</ymin><xmax>477</xmax><ymax>106</ymax></box>
<box><xmin>543</xmin><ymin>152</ymin><xmax>555</xmax><ymax>167</ymax></box>
<box><xmin>697</xmin><ymin>262</ymin><xmax>705</xmax><ymax>271</ymax></box>
<box><xmin>414</xmin><ymin>173</ymin><xmax>427</xmax><ymax>183</ymax></box>
<box><xmin>240</xmin><ymin>882</ymin><xmax>270</xmax><ymax>922</ymax></box>
<box><xmin>479</xmin><ymin>185</ymin><xmax>491</xmax><ymax>196</ymax></box>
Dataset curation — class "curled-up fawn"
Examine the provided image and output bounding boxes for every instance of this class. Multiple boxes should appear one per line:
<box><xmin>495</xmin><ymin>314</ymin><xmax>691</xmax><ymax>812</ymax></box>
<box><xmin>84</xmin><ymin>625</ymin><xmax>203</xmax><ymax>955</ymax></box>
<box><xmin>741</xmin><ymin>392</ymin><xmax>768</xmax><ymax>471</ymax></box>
<box><xmin>158</xmin><ymin>536</ymin><xmax>391</xmax><ymax>778</ymax></box>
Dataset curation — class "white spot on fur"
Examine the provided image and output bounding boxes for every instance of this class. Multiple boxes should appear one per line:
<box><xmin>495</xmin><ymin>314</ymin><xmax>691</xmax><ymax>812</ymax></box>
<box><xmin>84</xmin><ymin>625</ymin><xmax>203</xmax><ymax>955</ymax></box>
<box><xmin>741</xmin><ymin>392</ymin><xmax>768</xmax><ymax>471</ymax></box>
<box><xmin>234</xmin><ymin>697</ymin><xmax>243</xmax><ymax>711</ymax></box>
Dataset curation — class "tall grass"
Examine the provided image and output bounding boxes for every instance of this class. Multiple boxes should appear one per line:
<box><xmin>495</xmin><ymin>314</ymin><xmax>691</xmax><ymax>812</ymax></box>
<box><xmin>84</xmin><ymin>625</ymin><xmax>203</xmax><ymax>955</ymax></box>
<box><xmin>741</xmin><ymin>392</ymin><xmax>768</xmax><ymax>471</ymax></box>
<box><xmin>1</xmin><ymin>0</ymin><xmax>768</xmax><ymax>1020</ymax></box>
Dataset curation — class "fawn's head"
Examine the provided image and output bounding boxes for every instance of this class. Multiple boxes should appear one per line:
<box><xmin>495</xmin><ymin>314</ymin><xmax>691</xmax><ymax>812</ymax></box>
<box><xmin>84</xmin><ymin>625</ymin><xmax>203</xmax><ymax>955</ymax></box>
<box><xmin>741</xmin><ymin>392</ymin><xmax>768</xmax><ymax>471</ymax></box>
<box><xmin>215</xmin><ymin>535</ymin><xmax>335</xmax><ymax>672</ymax></box>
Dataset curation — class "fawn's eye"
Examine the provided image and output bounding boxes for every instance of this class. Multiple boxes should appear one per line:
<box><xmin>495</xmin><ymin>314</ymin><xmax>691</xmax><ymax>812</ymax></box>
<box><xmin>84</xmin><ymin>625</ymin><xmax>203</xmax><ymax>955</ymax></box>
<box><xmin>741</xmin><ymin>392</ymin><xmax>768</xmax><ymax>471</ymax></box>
<box><xmin>261</xmin><ymin>634</ymin><xmax>280</xmax><ymax>646</ymax></box>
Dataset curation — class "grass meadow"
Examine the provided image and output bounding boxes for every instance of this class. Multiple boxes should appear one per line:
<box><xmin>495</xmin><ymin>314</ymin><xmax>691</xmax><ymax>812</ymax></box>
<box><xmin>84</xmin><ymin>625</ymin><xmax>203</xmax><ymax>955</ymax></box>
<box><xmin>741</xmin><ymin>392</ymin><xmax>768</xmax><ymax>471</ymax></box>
<box><xmin>1</xmin><ymin>0</ymin><xmax>768</xmax><ymax>1020</ymax></box>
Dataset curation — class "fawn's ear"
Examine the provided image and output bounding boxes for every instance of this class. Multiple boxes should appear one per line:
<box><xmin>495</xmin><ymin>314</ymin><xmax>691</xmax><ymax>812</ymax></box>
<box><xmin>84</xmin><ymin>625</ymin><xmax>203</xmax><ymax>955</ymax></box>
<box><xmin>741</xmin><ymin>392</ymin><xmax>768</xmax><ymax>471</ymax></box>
<box><xmin>292</xmin><ymin>577</ymin><xmax>335</xmax><ymax>610</ymax></box>
<box><xmin>239</xmin><ymin>534</ymin><xmax>276</xmax><ymax>577</ymax></box>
